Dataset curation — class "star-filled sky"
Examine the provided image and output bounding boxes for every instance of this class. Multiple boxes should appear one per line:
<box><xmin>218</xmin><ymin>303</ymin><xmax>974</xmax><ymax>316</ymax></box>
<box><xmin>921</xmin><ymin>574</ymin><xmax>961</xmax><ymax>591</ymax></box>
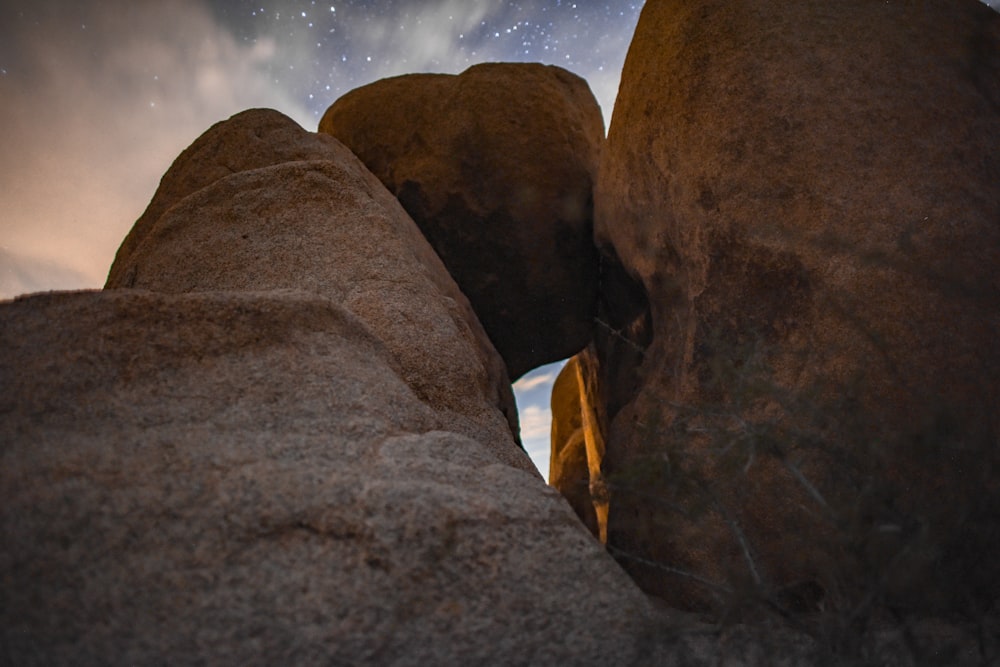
<box><xmin>1</xmin><ymin>0</ymin><xmax>648</xmax><ymax>479</ymax></box>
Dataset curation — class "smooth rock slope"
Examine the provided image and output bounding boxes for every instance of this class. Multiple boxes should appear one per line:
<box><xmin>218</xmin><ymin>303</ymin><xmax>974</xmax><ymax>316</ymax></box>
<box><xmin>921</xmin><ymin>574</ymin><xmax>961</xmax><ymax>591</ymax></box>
<box><xmin>0</xmin><ymin>289</ymin><xmax>655</xmax><ymax>665</ymax></box>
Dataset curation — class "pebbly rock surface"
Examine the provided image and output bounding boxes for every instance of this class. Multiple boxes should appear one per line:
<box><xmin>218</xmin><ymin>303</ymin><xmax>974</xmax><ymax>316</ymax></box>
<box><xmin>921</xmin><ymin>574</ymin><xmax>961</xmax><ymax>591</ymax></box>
<box><xmin>105</xmin><ymin>109</ymin><xmax>525</xmax><ymax>471</ymax></box>
<box><xmin>319</xmin><ymin>62</ymin><xmax>605</xmax><ymax>380</ymax></box>
<box><xmin>0</xmin><ymin>289</ymin><xmax>659</xmax><ymax>665</ymax></box>
<box><xmin>594</xmin><ymin>0</ymin><xmax>1000</xmax><ymax>614</ymax></box>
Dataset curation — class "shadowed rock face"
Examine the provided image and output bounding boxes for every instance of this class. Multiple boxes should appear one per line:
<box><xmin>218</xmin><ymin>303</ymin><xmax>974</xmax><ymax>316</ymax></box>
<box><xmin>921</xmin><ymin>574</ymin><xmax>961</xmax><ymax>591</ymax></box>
<box><xmin>0</xmin><ymin>289</ymin><xmax>659</xmax><ymax>665</ymax></box>
<box><xmin>594</xmin><ymin>0</ymin><xmax>1000</xmax><ymax>613</ymax></box>
<box><xmin>106</xmin><ymin>109</ymin><xmax>525</xmax><ymax>469</ymax></box>
<box><xmin>319</xmin><ymin>62</ymin><xmax>605</xmax><ymax>380</ymax></box>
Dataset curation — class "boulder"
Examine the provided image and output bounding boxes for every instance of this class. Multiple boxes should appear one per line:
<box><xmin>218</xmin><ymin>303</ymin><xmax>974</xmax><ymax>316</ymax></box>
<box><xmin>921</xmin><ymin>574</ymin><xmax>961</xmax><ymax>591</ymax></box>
<box><xmin>319</xmin><ymin>63</ymin><xmax>605</xmax><ymax>379</ymax></box>
<box><xmin>105</xmin><ymin>109</ymin><xmax>525</xmax><ymax>471</ymax></box>
<box><xmin>594</xmin><ymin>0</ymin><xmax>1000</xmax><ymax>613</ymax></box>
<box><xmin>549</xmin><ymin>355</ymin><xmax>599</xmax><ymax>537</ymax></box>
<box><xmin>107</xmin><ymin>108</ymin><xmax>356</xmax><ymax>285</ymax></box>
<box><xmin>549</xmin><ymin>350</ymin><xmax>609</xmax><ymax>542</ymax></box>
<box><xmin>0</xmin><ymin>289</ymin><xmax>657</xmax><ymax>665</ymax></box>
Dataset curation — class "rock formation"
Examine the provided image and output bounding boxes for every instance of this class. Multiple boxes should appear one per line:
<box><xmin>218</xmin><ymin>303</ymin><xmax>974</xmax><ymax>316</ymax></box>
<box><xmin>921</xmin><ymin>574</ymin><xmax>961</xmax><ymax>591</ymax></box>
<box><xmin>549</xmin><ymin>354</ymin><xmax>595</xmax><ymax>535</ymax></box>
<box><xmin>3</xmin><ymin>109</ymin><xmax>666</xmax><ymax>665</ymax></box>
<box><xmin>319</xmin><ymin>62</ymin><xmax>604</xmax><ymax>380</ymax></box>
<box><xmin>592</xmin><ymin>0</ymin><xmax>1000</xmax><ymax>615</ymax></box>
<box><xmin>0</xmin><ymin>105</ymin><xmax>836</xmax><ymax>666</ymax></box>
<box><xmin>0</xmin><ymin>289</ymin><xmax>655</xmax><ymax>664</ymax></box>
<box><xmin>0</xmin><ymin>278</ymin><xmax>989</xmax><ymax>665</ymax></box>
<box><xmin>4</xmin><ymin>0</ymin><xmax>1000</xmax><ymax>659</ymax></box>
<box><xmin>106</xmin><ymin>109</ymin><xmax>523</xmax><ymax>469</ymax></box>
<box><xmin>549</xmin><ymin>349</ymin><xmax>608</xmax><ymax>543</ymax></box>
<box><xmin>107</xmin><ymin>108</ymin><xmax>359</xmax><ymax>284</ymax></box>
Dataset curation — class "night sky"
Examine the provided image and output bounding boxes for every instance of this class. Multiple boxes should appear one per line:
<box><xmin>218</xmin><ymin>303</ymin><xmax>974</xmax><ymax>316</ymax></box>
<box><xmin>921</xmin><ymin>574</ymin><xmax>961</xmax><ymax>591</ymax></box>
<box><xmin>1</xmin><ymin>0</ymin><xmax>647</xmax><ymax>477</ymax></box>
<box><xmin>210</xmin><ymin>0</ymin><xmax>643</xmax><ymax>111</ymax></box>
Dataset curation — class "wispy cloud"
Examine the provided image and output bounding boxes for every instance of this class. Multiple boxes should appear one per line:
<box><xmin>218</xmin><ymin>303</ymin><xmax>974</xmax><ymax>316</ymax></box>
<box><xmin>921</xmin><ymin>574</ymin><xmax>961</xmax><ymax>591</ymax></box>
<box><xmin>0</xmin><ymin>0</ymin><xmax>310</xmax><ymax>296</ymax></box>
<box><xmin>513</xmin><ymin>371</ymin><xmax>558</xmax><ymax>392</ymax></box>
<box><xmin>0</xmin><ymin>248</ymin><xmax>91</xmax><ymax>300</ymax></box>
<box><xmin>518</xmin><ymin>404</ymin><xmax>553</xmax><ymax>481</ymax></box>
<box><xmin>519</xmin><ymin>405</ymin><xmax>553</xmax><ymax>441</ymax></box>
<box><xmin>358</xmin><ymin>1</ymin><xmax>497</xmax><ymax>74</ymax></box>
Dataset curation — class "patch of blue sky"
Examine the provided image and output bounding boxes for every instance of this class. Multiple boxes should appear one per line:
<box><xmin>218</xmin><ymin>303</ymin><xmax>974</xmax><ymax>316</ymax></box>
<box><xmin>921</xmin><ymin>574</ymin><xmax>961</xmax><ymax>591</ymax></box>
<box><xmin>512</xmin><ymin>358</ymin><xmax>566</xmax><ymax>482</ymax></box>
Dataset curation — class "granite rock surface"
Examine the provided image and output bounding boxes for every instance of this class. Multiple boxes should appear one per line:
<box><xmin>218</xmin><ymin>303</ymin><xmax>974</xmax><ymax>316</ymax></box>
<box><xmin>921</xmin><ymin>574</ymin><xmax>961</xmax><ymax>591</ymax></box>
<box><xmin>320</xmin><ymin>63</ymin><xmax>605</xmax><ymax>379</ymax></box>
<box><xmin>594</xmin><ymin>0</ymin><xmax>1000</xmax><ymax>613</ymax></box>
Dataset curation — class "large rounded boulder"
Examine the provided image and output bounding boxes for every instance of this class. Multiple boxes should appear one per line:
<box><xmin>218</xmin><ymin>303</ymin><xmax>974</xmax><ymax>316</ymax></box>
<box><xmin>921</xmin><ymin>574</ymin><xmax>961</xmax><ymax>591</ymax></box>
<box><xmin>594</xmin><ymin>0</ymin><xmax>1000</xmax><ymax>614</ymax></box>
<box><xmin>106</xmin><ymin>109</ymin><xmax>524</xmax><ymax>467</ymax></box>
<box><xmin>319</xmin><ymin>63</ymin><xmax>605</xmax><ymax>379</ymax></box>
<box><xmin>107</xmin><ymin>108</ymin><xmax>355</xmax><ymax>285</ymax></box>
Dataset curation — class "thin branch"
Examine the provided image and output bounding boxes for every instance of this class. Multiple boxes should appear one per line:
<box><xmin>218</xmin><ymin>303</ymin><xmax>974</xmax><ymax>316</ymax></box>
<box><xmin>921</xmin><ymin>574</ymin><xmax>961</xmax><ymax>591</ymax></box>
<box><xmin>783</xmin><ymin>457</ymin><xmax>830</xmax><ymax>510</ymax></box>
<box><xmin>606</xmin><ymin>545</ymin><xmax>733</xmax><ymax>595</ymax></box>
<box><xmin>593</xmin><ymin>317</ymin><xmax>647</xmax><ymax>355</ymax></box>
<box><xmin>719</xmin><ymin>505</ymin><xmax>762</xmax><ymax>586</ymax></box>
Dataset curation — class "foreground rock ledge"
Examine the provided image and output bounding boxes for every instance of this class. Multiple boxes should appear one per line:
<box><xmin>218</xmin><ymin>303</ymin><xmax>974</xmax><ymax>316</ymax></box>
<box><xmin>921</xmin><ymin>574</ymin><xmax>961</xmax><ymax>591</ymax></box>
<box><xmin>0</xmin><ymin>289</ymin><xmax>657</xmax><ymax>665</ymax></box>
